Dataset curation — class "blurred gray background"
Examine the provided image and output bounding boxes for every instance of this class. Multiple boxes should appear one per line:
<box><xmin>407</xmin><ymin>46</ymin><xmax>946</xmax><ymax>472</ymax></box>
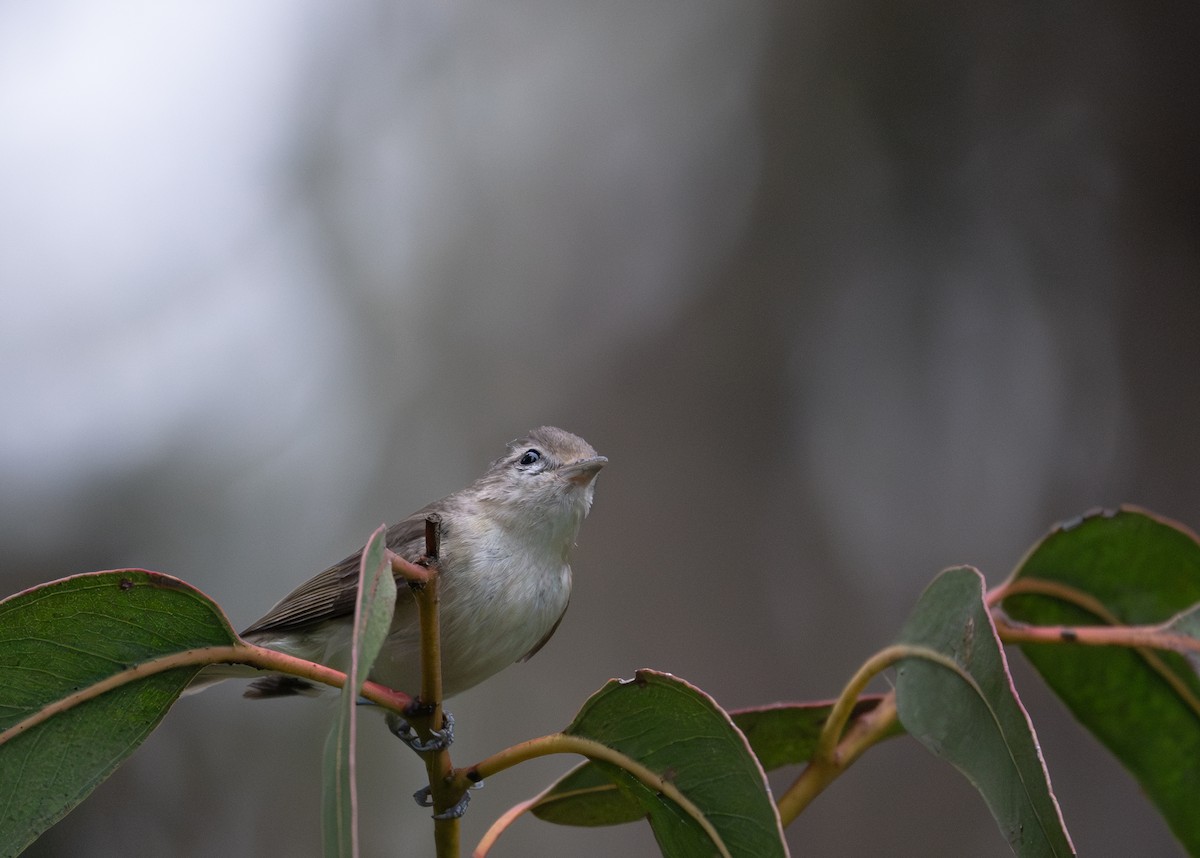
<box><xmin>3</xmin><ymin>1</ymin><xmax>1198</xmax><ymax>856</ymax></box>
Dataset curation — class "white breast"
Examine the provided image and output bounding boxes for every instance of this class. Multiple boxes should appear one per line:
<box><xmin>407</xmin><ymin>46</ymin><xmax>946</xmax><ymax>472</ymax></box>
<box><xmin>369</xmin><ymin>512</ymin><xmax>575</xmax><ymax>697</ymax></box>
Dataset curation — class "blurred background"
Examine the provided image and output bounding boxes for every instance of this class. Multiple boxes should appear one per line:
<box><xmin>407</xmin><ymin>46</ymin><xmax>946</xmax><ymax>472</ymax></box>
<box><xmin>3</xmin><ymin>1</ymin><xmax>1198</xmax><ymax>855</ymax></box>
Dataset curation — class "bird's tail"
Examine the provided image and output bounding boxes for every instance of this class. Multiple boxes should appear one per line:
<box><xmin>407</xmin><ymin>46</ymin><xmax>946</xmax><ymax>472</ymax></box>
<box><xmin>182</xmin><ymin>663</ymin><xmax>267</xmax><ymax>696</ymax></box>
<box><xmin>184</xmin><ymin>663</ymin><xmax>326</xmax><ymax>698</ymax></box>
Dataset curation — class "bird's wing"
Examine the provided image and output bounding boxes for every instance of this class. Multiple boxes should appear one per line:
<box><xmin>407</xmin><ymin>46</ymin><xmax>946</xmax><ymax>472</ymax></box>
<box><xmin>519</xmin><ymin>598</ymin><xmax>568</xmax><ymax>662</ymax></box>
<box><xmin>241</xmin><ymin>512</ymin><xmax>431</xmax><ymax>636</ymax></box>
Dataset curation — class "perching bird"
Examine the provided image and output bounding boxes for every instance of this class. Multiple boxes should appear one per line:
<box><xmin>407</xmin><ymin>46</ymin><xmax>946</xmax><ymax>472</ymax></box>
<box><xmin>192</xmin><ymin>426</ymin><xmax>605</xmax><ymax>702</ymax></box>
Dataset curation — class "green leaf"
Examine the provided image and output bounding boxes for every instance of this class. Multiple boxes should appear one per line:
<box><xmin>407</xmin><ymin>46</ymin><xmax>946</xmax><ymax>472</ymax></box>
<box><xmin>731</xmin><ymin>696</ymin><xmax>902</xmax><ymax>772</ymax></box>
<box><xmin>896</xmin><ymin>566</ymin><xmax>1075</xmax><ymax>857</ymax></box>
<box><xmin>322</xmin><ymin>525</ymin><xmax>396</xmax><ymax>858</ymax></box>
<box><xmin>0</xmin><ymin>570</ymin><xmax>239</xmax><ymax>856</ymax></box>
<box><xmin>531</xmin><ymin>760</ymin><xmax>646</xmax><ymax>827</ymax></box>
<box><xmin>1002</xmin><ymin>506</ymin><xmax>1200</xmax><ymax>854</ymax></box>
<box><xmin>539</xmin><ymin>670</ymin><xmax>787</xmax><ymax>858</ymax></box>
<box><xmin>534</xmin><ymin>696</ymin><xmax>900</xmax><ymax>828</ymax></box>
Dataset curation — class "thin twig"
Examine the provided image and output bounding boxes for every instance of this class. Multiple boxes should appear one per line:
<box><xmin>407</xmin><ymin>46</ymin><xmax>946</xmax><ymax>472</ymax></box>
<box><xmin>992</xmin><ymin>614</ymin><xmax>1200</xmax><ymax>653</ymax></box>
<box><xmin>988</xmin><ymin>590</ymin><xmax>1200</xmax><ymax>716</ymax></box>
<box><xmin>775</xmin><ymin>646</ymin><xmax>912</xmax><ymax>823</ymax></box>
<box><xmin>0</xmin><ymin>643</ymin><xmax>413</xmax><ymax>748</ymax></box>
<box><xmin>775</xmin><ymin>691</ymin><xmax>900</xmax><ymax>824</ymax></box>
<box><xmin>404</xmin><ymin>515</ymin><xmax>461</xmax><ymax>856</ymax></box>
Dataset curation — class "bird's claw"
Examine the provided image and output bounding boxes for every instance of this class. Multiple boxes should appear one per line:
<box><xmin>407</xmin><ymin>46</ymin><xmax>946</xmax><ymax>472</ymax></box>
<box><xmin>388</xmin><ymin>710</ymin><xmax>455</xmax><ymax>753</ymax></box>
<box><xmin>412</xmin><ymin>786</ymin><xmax>471</xmax><ymax>819</ymax></box>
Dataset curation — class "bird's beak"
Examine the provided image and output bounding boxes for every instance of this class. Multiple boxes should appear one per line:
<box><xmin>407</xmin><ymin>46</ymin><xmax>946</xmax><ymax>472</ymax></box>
<box><xmin>561</xmin><ymin>456</ymin><xmax>607</xmax><ymax>486</ymax></box>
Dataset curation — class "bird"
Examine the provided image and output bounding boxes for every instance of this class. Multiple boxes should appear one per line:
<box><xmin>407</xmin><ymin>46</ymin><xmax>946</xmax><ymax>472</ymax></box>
<box><xmin>192</xmin><ymin>426</ymin><xmax>605</xmax><ymax>702</ymax></box>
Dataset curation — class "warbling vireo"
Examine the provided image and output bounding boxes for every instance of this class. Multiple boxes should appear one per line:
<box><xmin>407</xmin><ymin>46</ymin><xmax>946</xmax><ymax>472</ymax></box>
<box><xmin>195</xmin><ymin>426</ymin><xmax>605</xmax><ymax>700</ymax></box>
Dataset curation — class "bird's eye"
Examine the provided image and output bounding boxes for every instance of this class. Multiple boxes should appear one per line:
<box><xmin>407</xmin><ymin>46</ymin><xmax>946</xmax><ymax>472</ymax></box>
<box><xmin>518</xmin><ymin>449</ymin><xmax>542</xmax><ymax>467</ymax></box>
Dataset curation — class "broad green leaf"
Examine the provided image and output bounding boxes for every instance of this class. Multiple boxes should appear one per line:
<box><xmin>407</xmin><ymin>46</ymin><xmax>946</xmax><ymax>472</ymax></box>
<box><xmin>534</xmin><ymin>696</ymin><xmax>900</xmax><ymax>827</ymax></box>
<box><xmin>322</xmin><ymin>525</ymin><xmax>396</xmax><ymax>858</ymax></box>
<box><xmin>540</xmin><ymin>670</ymin><xmax>787</xmax><ymax>858</ymax></box>
<box><xmin>896</xmin><ymin>566</ymin><xmax>1074</xmax><ymax>857</ymax></box>
<box><xmin>0</xmin><ymin>570</ymin><xmax>239</xmax><ymax>856</ymax></box>
<box><xmin>1002</xmin><ymin>506</ymin><xmax>1200</xmax><ymax>854</ymax></box>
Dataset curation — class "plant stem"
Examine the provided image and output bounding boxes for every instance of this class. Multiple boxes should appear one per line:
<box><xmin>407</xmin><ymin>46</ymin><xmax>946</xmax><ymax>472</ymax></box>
<box><xmin>0</xmin><ymin>643</ymin><xmax>413</xmax><ymax>749</ymax></box>
<box><xmin>777</xmin><ymin>692</ymin><xmax>899</xmax><ymax>824</ymax></box>
<box><xmin>398</xmin><ymin>515</ymin><xmax>462</xmax><ymax>856</ymax></box>
<box><xmin>988</xmin><ymin>582</ymin><xmax>1200</xmax><ymax>713</ymax></box>
<box><xmin>993</xmin><ymin>614</ymin><xmax>1200</xmax><ymax>652</ymax></box>
<box><xmin>776</xmin><ymin>646</ymin><xmax>908</xmax><ymax>824</ymax></box>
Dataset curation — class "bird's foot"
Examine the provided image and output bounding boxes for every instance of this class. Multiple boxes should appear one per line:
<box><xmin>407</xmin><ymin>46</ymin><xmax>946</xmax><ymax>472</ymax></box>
<box><xmin>387</xmin><ymin>709</ymin><xmax>455</xmax><ymax>753</ymax></box>
<box><xmin>412</xmin><ymin>785</ymin><xmax>471</xmax><ymax>819</ymax></box>
<box><xmin>412</xmin><ymin>779</ymin><xmax>482</xmax><ymax>819</ymax></box>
